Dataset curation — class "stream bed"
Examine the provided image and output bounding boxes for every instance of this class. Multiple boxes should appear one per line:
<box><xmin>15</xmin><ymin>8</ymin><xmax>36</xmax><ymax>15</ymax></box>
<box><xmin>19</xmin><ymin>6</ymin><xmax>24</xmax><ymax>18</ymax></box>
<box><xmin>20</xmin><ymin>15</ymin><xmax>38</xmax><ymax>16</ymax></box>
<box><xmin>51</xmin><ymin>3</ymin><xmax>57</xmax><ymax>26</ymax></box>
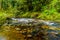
<box><xmin>0</xmin><ymin>18</ymin><xmax>60</xmax><ymax>40</ymax></box>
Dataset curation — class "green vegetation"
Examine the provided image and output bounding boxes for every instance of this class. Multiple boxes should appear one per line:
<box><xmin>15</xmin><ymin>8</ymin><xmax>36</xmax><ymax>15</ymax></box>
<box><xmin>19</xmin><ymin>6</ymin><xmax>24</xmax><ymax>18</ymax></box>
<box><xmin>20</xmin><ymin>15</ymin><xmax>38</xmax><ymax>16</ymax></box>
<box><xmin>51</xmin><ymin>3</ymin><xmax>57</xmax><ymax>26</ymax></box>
<box><xmin>0</xmin><ymin>0</ymin><xmax>60</xmax><ymax>40</ymax></box>
<box><xmin>0</xmin><ymin>0</ymin><xmax>60</xmax><ymax>25</ymax></box>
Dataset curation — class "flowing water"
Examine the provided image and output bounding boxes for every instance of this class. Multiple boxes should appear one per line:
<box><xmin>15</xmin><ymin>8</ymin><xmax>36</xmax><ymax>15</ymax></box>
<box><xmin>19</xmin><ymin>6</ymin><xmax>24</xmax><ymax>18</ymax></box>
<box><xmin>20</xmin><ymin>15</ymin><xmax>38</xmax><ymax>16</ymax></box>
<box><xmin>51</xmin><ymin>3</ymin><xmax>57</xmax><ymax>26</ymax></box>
<box><xmin>0</xmin><ymin>18</ymin><xmax>60</xmax><ymax>40</ymax></box>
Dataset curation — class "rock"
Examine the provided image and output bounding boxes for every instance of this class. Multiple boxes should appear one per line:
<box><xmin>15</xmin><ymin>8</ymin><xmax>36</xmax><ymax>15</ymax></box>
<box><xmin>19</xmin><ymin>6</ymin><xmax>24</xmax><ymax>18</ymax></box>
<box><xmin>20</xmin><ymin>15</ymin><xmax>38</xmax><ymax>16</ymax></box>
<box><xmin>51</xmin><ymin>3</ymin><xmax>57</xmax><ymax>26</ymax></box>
<box><xmin>27</xmin><ymin>34</ymin><xmax>32</xmax><ymax>37</ymax></box>
<box><xmin>1</xmin><ymin>18</ymin><xmax>60</xmax><ymax>40</ymax></box>
<box><xmin>15</xmin><ymin>28</ymin><xmax>21</xmax><ymax>31</ymax></box>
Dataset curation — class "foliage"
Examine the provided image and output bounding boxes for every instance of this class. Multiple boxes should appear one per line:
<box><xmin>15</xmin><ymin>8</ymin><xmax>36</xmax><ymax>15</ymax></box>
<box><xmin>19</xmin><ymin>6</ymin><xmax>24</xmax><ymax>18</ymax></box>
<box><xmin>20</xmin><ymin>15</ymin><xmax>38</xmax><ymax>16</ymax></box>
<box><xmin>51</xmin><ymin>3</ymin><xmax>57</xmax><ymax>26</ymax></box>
<box><xmin>0</xmin><ymin>0</ymin><xmax>60</xmax><ymax>25</ymax></box>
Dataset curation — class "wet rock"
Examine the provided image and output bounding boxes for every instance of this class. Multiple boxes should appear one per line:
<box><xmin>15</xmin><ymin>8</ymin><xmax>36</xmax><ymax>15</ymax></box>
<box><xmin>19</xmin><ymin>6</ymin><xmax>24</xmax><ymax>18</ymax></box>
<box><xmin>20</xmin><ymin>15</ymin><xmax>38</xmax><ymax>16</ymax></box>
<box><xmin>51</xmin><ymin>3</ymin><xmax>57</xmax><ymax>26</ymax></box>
<box><xmin>1</xmin><ymin>18</ymin><xmax>60</xmax><ymax>40</ymax></box>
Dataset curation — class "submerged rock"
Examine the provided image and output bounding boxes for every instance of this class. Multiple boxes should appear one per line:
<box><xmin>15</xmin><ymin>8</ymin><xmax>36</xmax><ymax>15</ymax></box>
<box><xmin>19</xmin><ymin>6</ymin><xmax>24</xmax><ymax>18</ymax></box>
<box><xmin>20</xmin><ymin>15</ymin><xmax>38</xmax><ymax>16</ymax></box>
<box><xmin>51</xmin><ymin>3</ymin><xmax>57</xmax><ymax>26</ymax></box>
<box><xmin>1</xmin><ymin>18</ymin><xmax>60</xmax><ymax>40</ymax></box>
<box><xmin>4</xmin><ymin>18</ymin><xmax>60</xmax><ymax>33</ymax></box>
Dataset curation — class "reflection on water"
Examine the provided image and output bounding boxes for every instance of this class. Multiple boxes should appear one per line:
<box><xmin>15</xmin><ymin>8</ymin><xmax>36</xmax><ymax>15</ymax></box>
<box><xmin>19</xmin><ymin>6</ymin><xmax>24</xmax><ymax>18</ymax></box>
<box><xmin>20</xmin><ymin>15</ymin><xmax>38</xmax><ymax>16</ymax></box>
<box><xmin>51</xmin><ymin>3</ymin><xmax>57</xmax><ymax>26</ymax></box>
<box><xmin>0</xmin><ymin>18</ymin><xmax>60</xmax><ymax>40</ymax></box>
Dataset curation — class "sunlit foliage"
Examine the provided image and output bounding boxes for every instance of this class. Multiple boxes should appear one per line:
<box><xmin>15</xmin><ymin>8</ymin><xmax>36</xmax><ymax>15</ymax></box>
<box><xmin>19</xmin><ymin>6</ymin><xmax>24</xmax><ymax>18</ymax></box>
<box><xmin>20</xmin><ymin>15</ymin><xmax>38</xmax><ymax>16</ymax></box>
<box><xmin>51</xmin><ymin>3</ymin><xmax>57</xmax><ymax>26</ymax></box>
<box><xmin>0</xmin><ymin>0</ymin><xmax>60</xmax><ymax>25</ymax></box>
